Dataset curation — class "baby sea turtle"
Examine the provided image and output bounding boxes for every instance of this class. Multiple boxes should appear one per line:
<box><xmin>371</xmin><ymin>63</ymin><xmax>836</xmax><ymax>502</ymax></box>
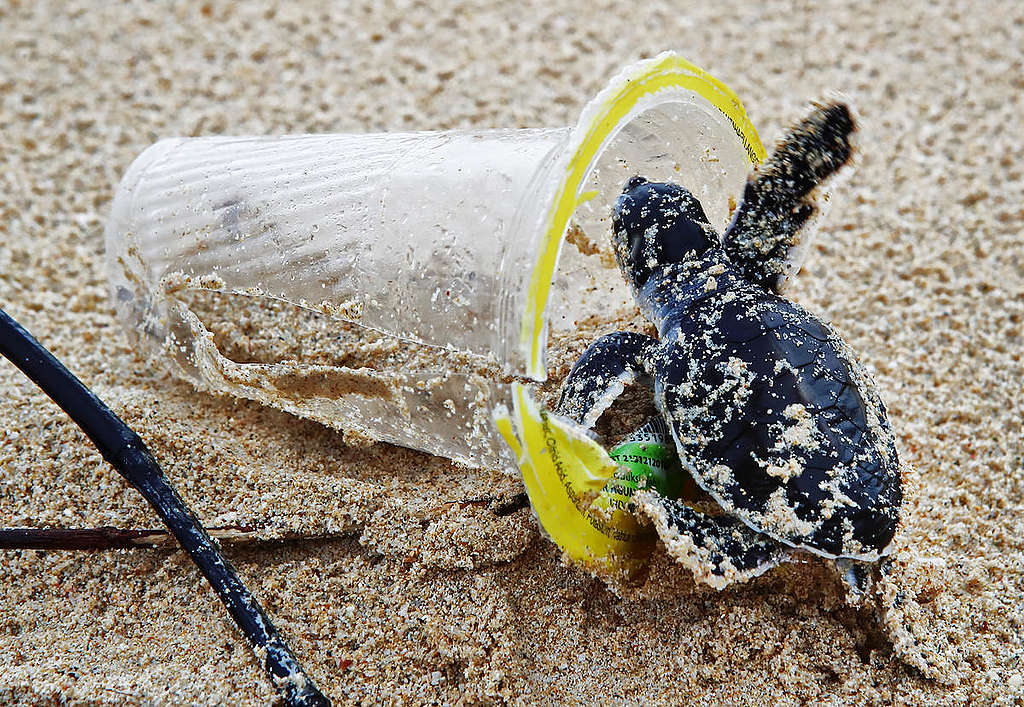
<box><xmin>558</xmin><ymin>102</ymin><xmax>903</xmax><ymax>588</ymax></box>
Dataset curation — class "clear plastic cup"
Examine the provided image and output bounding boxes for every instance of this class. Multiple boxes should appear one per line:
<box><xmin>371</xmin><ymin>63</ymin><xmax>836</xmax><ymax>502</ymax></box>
<box><xmin>105</xmin><ymin>53</ymin><xmax>764</xmax><ymax>476</ymax></box>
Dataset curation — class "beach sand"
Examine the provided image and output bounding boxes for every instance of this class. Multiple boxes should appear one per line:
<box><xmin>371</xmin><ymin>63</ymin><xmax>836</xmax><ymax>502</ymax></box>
<box><xmin>1</xmin><ymin>0</ymin><xmax>1022</xmax><ymax>703</ymax></box>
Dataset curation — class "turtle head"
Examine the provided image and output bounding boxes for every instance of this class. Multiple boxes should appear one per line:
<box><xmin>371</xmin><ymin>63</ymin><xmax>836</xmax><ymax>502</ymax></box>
<box><xmin>611</xmin><ymin>177</ymin><xmax>720</xmax><ymax>288</ymax></box>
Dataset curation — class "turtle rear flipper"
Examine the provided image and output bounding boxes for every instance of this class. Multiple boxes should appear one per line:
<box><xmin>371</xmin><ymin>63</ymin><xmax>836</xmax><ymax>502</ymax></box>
<box><xmin>636</xmin><ymin>492</ymin><xmax>792</xmax><ymax>590</ymax></box>
<box><xmin>724</xmin><ymin>101</ymin><xmax>857</xmax><ymax>292</ymax></box>
<box><xmin>556</xmin><ymin>330</ymin><xmax>658</xmax><ymax>429</ymax></box>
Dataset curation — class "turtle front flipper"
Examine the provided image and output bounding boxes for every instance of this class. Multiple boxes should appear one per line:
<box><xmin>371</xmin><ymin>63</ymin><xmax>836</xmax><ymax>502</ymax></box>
<box><xmin>556</xmin><ymin>331</ymin><xmax>658</xmax><ymax>429</ymax></box>
<box><xmin>636</xmin><ymin>492</ymin><xmax>792</xmax><ymax>590</ymax></box>
<box><xmin>723</xmin><ymin>101</ymin><xmax>857</xmax><ymax>292</ymax></box>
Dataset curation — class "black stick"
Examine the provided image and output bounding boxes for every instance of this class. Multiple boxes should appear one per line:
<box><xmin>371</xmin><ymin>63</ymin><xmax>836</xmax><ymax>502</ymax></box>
<box><xmin>0</xmin><ymin>307</ymin><xmax>330</xmax><ymax>707</ymax></box>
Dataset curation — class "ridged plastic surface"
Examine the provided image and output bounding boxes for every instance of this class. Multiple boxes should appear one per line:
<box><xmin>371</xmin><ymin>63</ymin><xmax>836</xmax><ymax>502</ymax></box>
<box><xmin>107</xmin><ymin>130</ymin><xmax>566</xmax><ymax>355</ymax></box>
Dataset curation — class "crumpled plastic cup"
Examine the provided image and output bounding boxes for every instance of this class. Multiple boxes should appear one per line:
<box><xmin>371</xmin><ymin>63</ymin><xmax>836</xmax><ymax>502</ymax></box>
<box><xmin>106</xmin><ymin>53</ymin><xmax>767</xmax><ymax>571</ymax></box>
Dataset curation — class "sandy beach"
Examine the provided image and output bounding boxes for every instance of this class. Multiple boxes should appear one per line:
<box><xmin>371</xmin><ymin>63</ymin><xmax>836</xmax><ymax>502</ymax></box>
<box><xmin>1</xmin><ymin>0</ymin><xmax>1022</xmax><ymax>703</ymax></box>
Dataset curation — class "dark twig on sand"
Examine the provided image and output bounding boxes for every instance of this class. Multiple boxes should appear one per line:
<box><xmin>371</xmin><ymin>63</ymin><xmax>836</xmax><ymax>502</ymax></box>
<box><xmin>443</xmin><ymin>492</ymin><xmax>531</xmax><ymax>517</ymax></box>
<box><xmin>0</xmin><ymin>525</ymin><xmax>354</xmax><ymax>551</ymax></box>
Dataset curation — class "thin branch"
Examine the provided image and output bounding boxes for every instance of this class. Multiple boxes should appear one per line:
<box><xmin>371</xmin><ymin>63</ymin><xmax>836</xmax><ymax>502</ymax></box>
<box><xmin>442</xmin><ymin>492</ymin><xmax>530</xmax><ymax>517</ymax></box>
<box><xmin>0</xmin><ymin>525</ymin><xmax>358</xmax><ymax>551</ymax></box>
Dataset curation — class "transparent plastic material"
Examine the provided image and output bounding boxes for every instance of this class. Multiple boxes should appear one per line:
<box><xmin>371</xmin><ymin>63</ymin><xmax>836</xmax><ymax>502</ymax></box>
<box><xmin>106</xmin><ymin>54</ymin><xmax>762</xmax><ymax>469</ymax></box>
<box><xmin>108</xmin><ymin>130</ymin><xmax>566</xmax><ymax>365</ymax></box>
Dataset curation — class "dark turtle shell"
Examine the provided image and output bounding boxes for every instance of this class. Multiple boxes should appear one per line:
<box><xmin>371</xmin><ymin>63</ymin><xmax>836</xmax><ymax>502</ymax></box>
<box><xmin>651</xmin><ymin>256</ymin><xmax>902</xmax><ymax>558</ymax></box>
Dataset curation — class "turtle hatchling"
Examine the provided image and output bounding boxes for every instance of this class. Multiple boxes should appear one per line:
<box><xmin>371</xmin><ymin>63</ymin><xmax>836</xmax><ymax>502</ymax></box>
<box><xmin>557</xmin><ymin>101</ymin><xmax>903</xmax><ymax>589</ymax></box>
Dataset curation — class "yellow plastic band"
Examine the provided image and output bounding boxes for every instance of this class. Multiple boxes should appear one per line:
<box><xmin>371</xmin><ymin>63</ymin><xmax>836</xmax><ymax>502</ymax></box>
<box><xmin>496</xmin><ymin>382</ymin><xmax>655</xmax><ymax>572</ymax></box>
